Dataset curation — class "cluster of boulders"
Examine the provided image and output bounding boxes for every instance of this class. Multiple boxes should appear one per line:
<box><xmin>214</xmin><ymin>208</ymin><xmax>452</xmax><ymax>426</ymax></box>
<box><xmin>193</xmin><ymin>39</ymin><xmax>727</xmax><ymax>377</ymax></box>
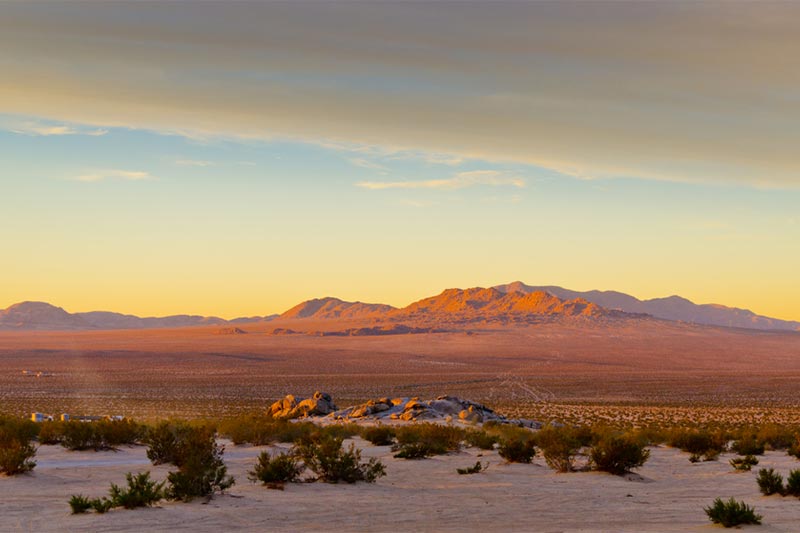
<box><xmin>268</xmin><ymin>391</ymin><xmax>337</xmax><ymax>419</ymax></box>
<box><xmin>268</xmin><ymin>391</ymin><xmax>540</xmax><ymax>427</ymax></box>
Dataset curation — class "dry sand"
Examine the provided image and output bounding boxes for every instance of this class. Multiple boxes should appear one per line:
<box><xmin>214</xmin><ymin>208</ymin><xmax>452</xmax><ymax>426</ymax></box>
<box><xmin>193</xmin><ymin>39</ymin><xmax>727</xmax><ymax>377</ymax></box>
<box><xmin>2</xmin><ymin>438</ymin><xmax>799</xmax><ymax>532</ymax></box>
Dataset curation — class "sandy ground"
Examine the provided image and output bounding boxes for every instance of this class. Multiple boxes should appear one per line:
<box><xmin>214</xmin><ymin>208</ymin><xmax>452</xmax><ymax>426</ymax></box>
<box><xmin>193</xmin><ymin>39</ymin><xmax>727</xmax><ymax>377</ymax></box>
<box><xmin>2</xmin><ymin>438</ymin><xmax>799</xmax><ymax>532</ymax></box>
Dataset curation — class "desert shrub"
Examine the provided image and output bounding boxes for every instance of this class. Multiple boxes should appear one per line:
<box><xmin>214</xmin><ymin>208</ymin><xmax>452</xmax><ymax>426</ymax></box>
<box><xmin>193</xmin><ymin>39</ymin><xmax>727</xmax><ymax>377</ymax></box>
<box><xmin>144</xmin><ymin>421</ymin><xmax>193</xmax><ymax>465</ymax></box>
<box><xmin>91</xmin><ymin>497</ymin><xmax>114</xmax><ymax>514</ymax></box>
<box><xmin>729</xmin><ymin>455</ymin><xmax>758</xmax><ymax>471</ymax></box>
<box><xmin>97</xmin><ymin>419</ymin><xmax>143</xmax><ymax>447</ymax></box>
<box><xmin>465</xmin><ymin>430</ymin><xmax>498</xmax><ymax>450</ymax></box>
<box><xmin>37</xmin><ymin>421</ymin><xmax>64</xmax><ymax>445</ymax></box>
<box><xmin>295</xmin><ymin>433</ymin><xmax>385</xmax><ymax>483</ymax></box>
<box><xmin>218</xmin><ymin>415</ymin><xmax>316</xmax><ymax>446</ymax></box>
<box><xmin>666</xmin><ymin>428</ymin><xmax>725</xmax><ymax>461</ymax></box>
<box><xmin>788</xmin><ymin>438</ymin><xmax>800</xmax><ymax>460</ymax></box>
<box><xmin>732</xmin><ymin>435</ymin><xmax>765</xmax><ymax>456</ymax></box>
<box><xmin>498</xmin><ymin>438</ymin><xmax>537</xmax><ymax>464</ymax></box>
<box><xmin>589</xmin><ymin>433</ymin><xmax>650</xmax><ymax>475</ymax></box>
<box><xmin>361</xmin><ymin>426</ymin><xmax>396</xmax><ymax>447</ymax></box>
<box><xmin>756</xmin><ymin>424</ymin><xmax>797</xmax><ymax>451</ymax></box>
<box><xmin>0</xmin><ymin>425</ymin><xmax>37</xmax><ymax>475</ymax></box>
<box><xmin>392</xmin><ymin>423</ymin><xmax>464</xmax><ymax>458</ymax></box>
<box><xmin>61</xmin><ymin>422</ymin><xmax>103</xmax><ymax>451</ymax></box>
<box><xmin>60</xmin><ymin>419</ymin><xmax>143</xmax><ymax>451</ymax></box>
<box><xmin>248</xmin><ymin>451</ymin><xmax>305</xmax><ymax>485</ymax></box>
<box><xmin>756</xmin><ymin>468</ymin><xmax>785</xmax><ymax>496</ymax></box>
<box><xmin>320</xmin><ymin>423</ymin><xmax>361</xmax><ymax>440</ymax></box>
<box><xmin>110</xmin><ymin>471</ymin><xmax>165</xmax><ymax>509</ymax></box>
<box><xmin>163</xmin><ymin>425</ymin><xmax>235</xmax><ymax>501</ymax></box>
<box><xmin>69</xmin><ymin>494</ymin><xmax>93</xmax><ymax>514</ymax></box>
<box><xmin>704</xmin><ymin>498</ymin><xmax>762</xmax><ymax>528</ymax></box>
<box><xmin>536</xmin><ymin>425</ymin><xmax>583</xmax><ymax>473</ymax></box>
<box><xmin>785</xmin><ymin>469</ymin><xmax>800</xmax><ymax>497</ymax></box>
<box><xmin>457</xmin><ymin>461</ymin><xmax>487</xmax><ymax>475</ymax></box>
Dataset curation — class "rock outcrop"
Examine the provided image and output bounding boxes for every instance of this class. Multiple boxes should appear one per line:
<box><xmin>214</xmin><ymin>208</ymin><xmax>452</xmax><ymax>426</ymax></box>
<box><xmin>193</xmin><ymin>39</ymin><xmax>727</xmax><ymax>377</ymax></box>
<box><xmin>268</xmin><ymin>391</ymin><xmax>337</xmax><ymax>419</ymax></box>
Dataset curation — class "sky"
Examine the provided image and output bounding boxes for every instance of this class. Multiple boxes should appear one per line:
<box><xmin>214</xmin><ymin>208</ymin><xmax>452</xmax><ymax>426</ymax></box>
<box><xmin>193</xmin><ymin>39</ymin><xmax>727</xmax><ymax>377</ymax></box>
<box><xmin>1</xmin><ymin>1</ymin><xmax>799</xmax><ymax>320</ymax></box>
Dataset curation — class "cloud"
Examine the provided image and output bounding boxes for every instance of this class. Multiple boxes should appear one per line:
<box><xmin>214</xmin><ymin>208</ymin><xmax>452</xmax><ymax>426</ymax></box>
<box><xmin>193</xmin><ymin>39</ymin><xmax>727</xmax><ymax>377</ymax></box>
<box><xmin>1</xmin><ymin>3</ymin><xmax>800</xmax><ymax>187</ymax></box>
<box><xmin>174</xmin><ymin>159</ymin><xmax>213</xmax><ymax>167</ymax></box>
<box><xmin>73</xmin><ymin>169</ymin><xmax>154</xmax><ymax>182</ymax></box>
<box><xmin>358</xmin><ymin>170</ymin><xmax>525</xmax><ymax>191</ymax></box>
<box><xmin>348</xmin><ymin>158</ymin><xmax>388</xmax><ymax>172</ymax></box>
<box><xmin>2</xmin><ymin>117</ymin><xmax>108</xmax><ymax>137</ymax></box>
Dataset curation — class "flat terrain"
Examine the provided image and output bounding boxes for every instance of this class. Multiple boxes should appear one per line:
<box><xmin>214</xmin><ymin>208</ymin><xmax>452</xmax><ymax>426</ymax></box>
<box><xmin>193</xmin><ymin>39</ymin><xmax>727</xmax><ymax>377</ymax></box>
<box><xmin>2</xmin><ymin>437</ymin><xmax>799</xmax><ymax>532</ymax></box>
<box><xmin>1</xmin><ymin>319</ymin><xmax>799</xmax><ymax>425</ymax></box>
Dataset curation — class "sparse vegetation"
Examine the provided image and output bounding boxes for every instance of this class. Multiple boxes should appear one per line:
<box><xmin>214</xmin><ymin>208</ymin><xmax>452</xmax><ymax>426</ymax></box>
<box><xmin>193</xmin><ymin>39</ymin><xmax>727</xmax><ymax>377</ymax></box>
<box><xmin>535</xmin><ymin>425</ymin><xmax>583</xmax><ymax>472</ymax></box>
<box><xmin>729</xmin><ymin>455</ymin><xmax>758</xmax><ymax>471</ymax></box>
<box><xmin>731</xmin><ymin>435</ymin><xmax>765</xmax><ymax>456</ymax></box>
<box><xmin>666</xmin><ymin>428</ymin><xmax>725</xmax><ymax>461</ymax></box>
<box><xmin>456</xmin><ymin>461</ymin><xmax>488</xmax><ymax>475</ymax></box>
<box><xmin>60</xmin><ymin>419</ymin><xmax>143</xmax><ymax>451</ymax></box>
<box><xmin>109</xmin><ymin>471</ymin><xmax>166</xmax><ymax>509</ymax></box>
<box><xmin>704</xmin><ymin>498</ymin><xmax>762</xmax><ymax>528</ymax></box>
<box><xmin>162</xmin><ymin>425</ymin><xmax>234</xmax><ymax>501</ymax></box>
<box><xmin>68</xmin><ymin>494</ymin><xmax>93</xmax><ymax>514</ymax></box>
<box><xmin>248</xmin><ymin>450</ymin><xmax>305</xmax><ymax>485</ymax></box>
<box><xmin>465</xmin><ymin>430</ymin><xmax>498</xmax><ymax>450</ymax></box>
<box><xmin>218</xmin><ymin>415</ymin><xmax>315</xmax><ymax>446</ymax></box>
<box><xmin>0</xmin><ymin>416</ymin><xmax>38</xmax><ymax>475</ymax></box>
<box><xmin>295</xmin><ymin>433</ymin><xmax>385</xmax><ymax>483</ymax></box>
<box><xmin>360</xmin><ymin>426</ymin><xmax>396</xmax><ymax>446</ymax></box>
<box><xmin>756</xmin><ymin>468</ymin><xmax>784</xmax><ymax>496</ymax></box>
<box><xmin>589</xmin><ymin>432</ymin><xmax>650</xmax><ymax>475</ymax></box>
<box><xmin>786</xmin><ymin>469</ymin><xmax>800</xmax><ymax>497</ymax></box>
<box><xmin>392</xmin><ymin>423</ymin><xmax>464</xmax><ymax>459</ymax></box>
<box><xmin>498</xmin><ymin>438</ymin><xmax>537</xmax><ymax>464</ymax></box>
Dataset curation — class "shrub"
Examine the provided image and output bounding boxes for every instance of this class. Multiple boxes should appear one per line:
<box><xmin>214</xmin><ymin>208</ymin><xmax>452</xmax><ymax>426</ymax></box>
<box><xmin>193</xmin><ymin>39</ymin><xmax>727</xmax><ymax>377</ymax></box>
<box><xmin>456</xmin><ymin>461</ymin><xmax>487</xmax><ymax>475</ymax></box>
<box><xmin>69</xmin><ymin>494</ymin><xmax>93</xmax><ymax>514</ymax></box>
<box><xmin>91</xmin><ymin>497</ymin><xmax>114</xmax><ymax>514</ymax></box>
<box><xmin>0</xmin><ymin>427</ymin><xmax>37</xmax><ymax>475</ymax></box>
<box><xmin>391</xmin><ymin>423</ymin><xmax>464</xmax><ymax>459</ymax></box>
<box><xmin>361</xmin><ymin>426</ymin><xmax>396</xmax><ymax>447</ymax></box>
<box><xmin>38</xmin><ymin>421</ymin><xmax>64</xmax><ymax>445</ymax></box>
<box><xmin>0</xmin><ymin>416</ymin><xmax>38</xmax><ymax>442</ymax></box>
<box><xmin>589</xmin><ymin>434</ymin><xmax>650</xmax><ymax>475</ymax></box>
<box><xmin>666</xmin><ymin>428</ymin><xmax>725</xmax><ymax>461</ymax></box>
<box><xmin>536</xmin><ymin>425</ymin><xmax>582</xmax><ymax>473</ymax></box>
<box><xmin>786</xmin><ymin>469</ymin><xmax>800</xmax><ymax>497</ymax></box>
<box><xmin>729</xmin><ymin>455</ymin><xmax>758</xmax><ymax>471</ymax></box>
<box><xmin>163</xmin><ymin>425</ymin><xmax>235</xmax><ymax>501</ymax></box>
<box><xmin>97</xmin><ymin>419</ymin><xmax>143</xmax><ymax>447</ymax></box>
<box><xmin>788</xmin><ymin>438</ymin><xmax>800</xmax><ymax>460</ymax></box>
<box><xmin>218</xmin><ymin>415</ymin><xmax>316</xmax><ymax>446</ymax></box>
<box><xmin>498</xmin><ymin>438</ymin><xmax>536</xmax><ymax>464</ymax></box>
<box><xmin>144</xmin><ymin>421</ymin><xmax>191</xmax><ymax>466</ymax></box>
<box><xmin>704</xmin><ymin>497</ymin><xmax>762</xmax><ymax>528</ymax></box>
<box><xmin>465</xmin><ymin>430</ymin><xmax>498</xmax><ymax>451</ymax></box>
<box><xmin>295</xmin><ymin>434</ymin><xmax>385</xmax><ymax>483</ymax></box>
<box><xmin>248</xmin><ymin>451</ymin><xmax>305</xmax><ymax>485</ymax></box>
<box><xmin>756</xmin><ymin>424</ymin><xmax>797</xmax><ymax>451</ymax></box>
<box><xmin>756</xmin><ymin>468</ymin><xmax>785</xmax><ymax>496</ymax></box>
<box><xmin>320</xmin><ymin>423</ymin><xmax>361</xmax><ymax>441</ymax></box>
<box><xmin>732</xmin><ymin>435</ymin><xmax>765</xmax><ymax>456</ymax></box>
<box><xmin>110</xmin><ymin>471</ymin><xmax>165</xmax><ymax>509</ymax></box>
<box><xmin>60</xmin><ymin>419</ymin><xmax>143</xmax><ymax>452</ymax></box>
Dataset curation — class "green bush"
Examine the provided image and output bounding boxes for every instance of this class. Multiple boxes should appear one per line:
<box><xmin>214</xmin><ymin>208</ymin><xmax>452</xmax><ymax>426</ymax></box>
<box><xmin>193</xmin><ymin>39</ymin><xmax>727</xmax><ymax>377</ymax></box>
<box><xmin>110</xmin><ymin>471</ymin><xmax>165</xmax><ymax>509</ymax></box>
<box><xmin>536</xmin><ymin>425</ymin><xmax>582</xmax><ymax>472</ymax></box>
<box><xmin>91</xmin><ymin>497</ymin><xmax>114</xmax><ymax>514</ymax></box>
<box><xmin>456</xmin><ymin>461</ymin><xmax>487</xmax><ymax>475</ymax></box>
<box><xmin>756</xmin><ymin>424</ymin><xmax>797</xmax><ymax>451</ymax></box>
<box><xmin>786</xmin><ymin>469</ymin><xmax>800</xmax><ymax>497</ymax></box>
<box><xmin>60</xmin><ymin>419</ymin><xmax>143</xmax><ymax>452</ymax></box>
<box><xmin>248</xmin><ymin>451</ymin><xmax>305</xmax><ymax>485</ymax></box>
<box><xmin>589</xmin><ymin>434</ymin><xmax>650</xmax><ymax>475</ymax></box>
<box><xmin>729</xmin><ymin>455</ymin><xmax>758</xmax><ymax>471</ymax></box>
<box><xmin>666</xmin><ymin>428</ymin><xmax>726</xmax><ymax>460</ymax></box>
<box><xmin>704</xmin><ymin>497</ymin><xmax>762</xmax><ymax>528</ymax></box>
<box><xmin>37</xmin><ymin>421</ymin><xmax>64</xmax><ymax>445</ymax></box>
<box><xmin>0</xmin><ymin>425</ymin><xmax>37</xmax><ymax>475</ymax></box>
<box><xmin>391</xmin><ymin>423</ymin><xmax>464</xmax><ymax>459</ymax></box>
<box><xmin>295</xmin><ymin>433</ymin><xmax>385</xmax><ymax>483</ymax></box>
<box><xmin>788</xmin><ymin>438</ymin><xmax>800</xmax><ymax>460</ymax></box>
<box><xmin>498</xmin><ymin>438</ymin><xmax>536</xmax><ymax>464</ymax></box>
<box><xmin>756</xmin><ymin>468</ymin><xmax>785</xmax><ymax>496</ymax></box>
<box><xmin>144</xmin><ymin>421</ymin><xmax>193</xmax><ymax>466</ymax></box>
<box><xmin>69</xmin><ymin>494</ymin><xmax>93</xmax><ymax>514</ymax></box>
<box><xmin>320</xmin><ymin>423</ymin><xmax>361</xmax><ymax>441</ymax></box>
<box><xmin>218</xmin><ymin>415</ymin><xmax>316</xmax><ymax>446</ymax></box>
<box><xmin>732</xmin><ymin>435</ymin><xmax>765</xmax><ymax>456</ymax></box>
<box><xmin>163</xmin><ymin>425</ymin><xmax>235</xmax><ymax>501</ymax></box>
<box><xmin>392</xmin><ymin>442</ymin><xmax>439</xmax><ymax>459</ymax></box>
<box><xmin>361</xmin><ymin>426</ymin><xmax>396</xmax><ymax>447</ymax></box>
<box><xmin>465</xmin><ymin>430</ymin><xmax>498</xmax><ymax>450</ymax></box>
<box><xmin>0</xmin><ymin>416</ymin><xmax>38</xmax><ymax>442</ymax></box>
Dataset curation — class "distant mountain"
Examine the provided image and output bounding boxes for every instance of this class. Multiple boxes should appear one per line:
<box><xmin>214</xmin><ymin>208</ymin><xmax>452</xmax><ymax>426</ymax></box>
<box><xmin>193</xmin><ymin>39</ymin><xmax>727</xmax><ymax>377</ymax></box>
<box><xmin>0</xmin><ymin>302</ymin><xmax>93</xmax><ymax>330</ymax></box>
<box><xmin>280</xmin><ymin>297</ymin><xmax>396</xmax><ymax>320</ymax></box>
<box><xmin>494</xmin><ymin>282</ymin><xmax>800</xmax><ymax>331</ymax></box>
<box><xmin>0</xmin><ymin>302</ymin><xmax>274</xmax><ymax>331</ymax></box>
<box><xmin>391</xmin><ymin>287</ymin><xmax>627</xmax><ymax>324</ymax></box>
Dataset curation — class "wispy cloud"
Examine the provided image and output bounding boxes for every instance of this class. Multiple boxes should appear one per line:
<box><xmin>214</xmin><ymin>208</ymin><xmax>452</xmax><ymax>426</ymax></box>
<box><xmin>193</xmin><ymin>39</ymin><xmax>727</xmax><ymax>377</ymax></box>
<box><xmin>174</xmin><ymin>159</ymin><xmax>213</xmax><ymax>167</ymax></box>
<box><xmin>348</xmin><ymin>157</ymin><xmax>388</xmax><ymax>172</ymax></box>
<box><xmin>3</xmin><ymin>118</ymin><xmax>108</xmax><ymax>137</ymax></box>
<box><xmin>73</xmin><ymin>169</ymin><xmax>155</xmax><ymax>182</ymax></box>
<box><xmin>357</xmin><ymin>170</ymin><xmax>524</xmax><ymax>191</ymax></box>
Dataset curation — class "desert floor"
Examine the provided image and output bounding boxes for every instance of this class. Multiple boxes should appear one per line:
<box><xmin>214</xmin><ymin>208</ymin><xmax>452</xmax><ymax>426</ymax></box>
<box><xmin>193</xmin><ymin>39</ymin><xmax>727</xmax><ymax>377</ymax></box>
<box><xmin>2</xmin><ymin>437</ymin><xmax>799</xmax><ymax>532</ymax></box>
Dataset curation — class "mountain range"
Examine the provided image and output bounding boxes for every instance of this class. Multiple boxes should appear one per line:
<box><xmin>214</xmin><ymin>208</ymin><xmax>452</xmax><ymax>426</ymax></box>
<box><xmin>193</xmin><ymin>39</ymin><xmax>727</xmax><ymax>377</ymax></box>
<box><xmin>1</xmin><ymin>282</ymin><xmax>798</xmax><ymax>332</ymax></box>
